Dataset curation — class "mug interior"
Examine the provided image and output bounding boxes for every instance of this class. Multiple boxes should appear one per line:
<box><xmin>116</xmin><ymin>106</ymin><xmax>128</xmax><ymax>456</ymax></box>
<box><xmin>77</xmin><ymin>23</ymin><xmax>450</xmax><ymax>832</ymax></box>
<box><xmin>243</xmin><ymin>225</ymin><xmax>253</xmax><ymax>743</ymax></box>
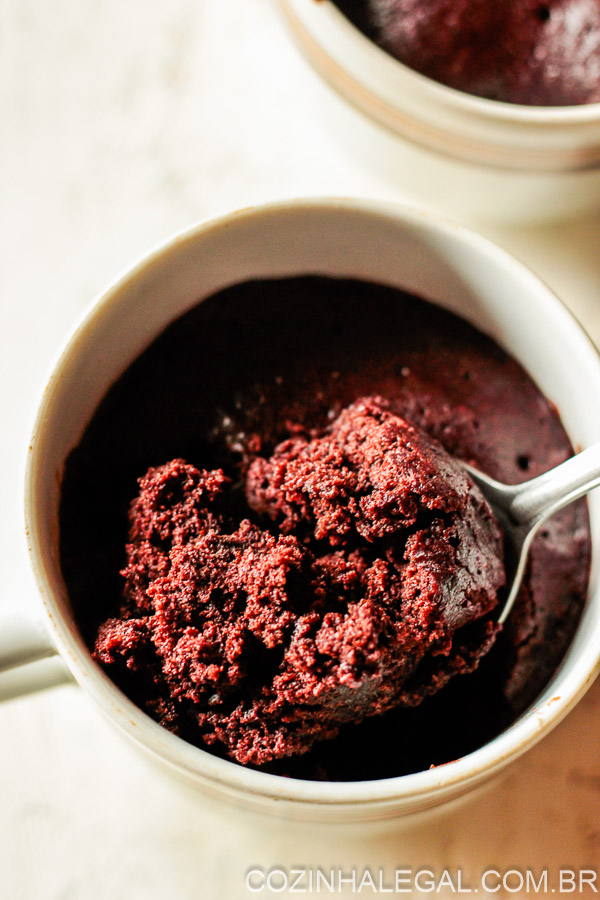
<box><xmin>25</xmin><ymin>200</ymin><xmax>600</xmax><ymax>819</ymax></box>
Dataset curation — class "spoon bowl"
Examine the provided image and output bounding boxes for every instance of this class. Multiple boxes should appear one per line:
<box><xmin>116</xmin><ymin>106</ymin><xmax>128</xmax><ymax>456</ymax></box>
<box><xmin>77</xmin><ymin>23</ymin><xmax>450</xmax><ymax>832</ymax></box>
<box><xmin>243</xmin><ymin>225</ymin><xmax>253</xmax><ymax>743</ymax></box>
<box><xmin>464</xmin><ymin>444</ymin><xmax>600</xmax><ymax>624</ymax></box>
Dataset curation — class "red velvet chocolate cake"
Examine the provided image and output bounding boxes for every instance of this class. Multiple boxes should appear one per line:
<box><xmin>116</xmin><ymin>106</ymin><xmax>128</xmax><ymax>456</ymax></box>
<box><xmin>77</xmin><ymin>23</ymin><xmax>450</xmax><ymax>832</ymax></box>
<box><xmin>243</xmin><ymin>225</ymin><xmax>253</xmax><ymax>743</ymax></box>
<box><xmin>94</xmin><ymin>399</ymin><xmax>504</xmax><ymax>765</ymax></box>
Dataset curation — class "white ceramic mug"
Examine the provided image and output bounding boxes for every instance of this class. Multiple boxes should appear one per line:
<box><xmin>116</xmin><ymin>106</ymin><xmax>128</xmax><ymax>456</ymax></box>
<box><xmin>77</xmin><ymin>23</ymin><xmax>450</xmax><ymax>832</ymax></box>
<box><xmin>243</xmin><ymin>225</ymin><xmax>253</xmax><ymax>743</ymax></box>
<box><xmin>276</xmin><ymin>0</ymin><xmax>600</xmax><ymax>224</ymax></box>
<box><xmin>3</xmin><ymin>198</ymin><xmax>600</xmax><ymax>821</ymax></box>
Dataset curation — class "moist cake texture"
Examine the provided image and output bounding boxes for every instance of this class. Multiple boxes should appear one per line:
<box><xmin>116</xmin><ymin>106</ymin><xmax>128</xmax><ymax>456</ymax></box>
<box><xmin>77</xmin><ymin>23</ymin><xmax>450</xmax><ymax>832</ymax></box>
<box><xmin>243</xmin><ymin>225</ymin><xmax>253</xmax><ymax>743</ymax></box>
<box><xmin>94</xmin><ymin>399</ymin><xmax>504</xmax><ymax>766</ymax></box>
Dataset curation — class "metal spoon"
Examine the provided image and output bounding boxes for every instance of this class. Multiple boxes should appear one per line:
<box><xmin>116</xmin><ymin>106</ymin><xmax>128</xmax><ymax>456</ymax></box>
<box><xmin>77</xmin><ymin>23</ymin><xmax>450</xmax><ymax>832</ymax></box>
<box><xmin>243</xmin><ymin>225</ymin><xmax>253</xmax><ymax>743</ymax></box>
<box><xmin>463</xmin><ymin>444</ymin><xmax>600</xmax><ymax>624</ymax></box>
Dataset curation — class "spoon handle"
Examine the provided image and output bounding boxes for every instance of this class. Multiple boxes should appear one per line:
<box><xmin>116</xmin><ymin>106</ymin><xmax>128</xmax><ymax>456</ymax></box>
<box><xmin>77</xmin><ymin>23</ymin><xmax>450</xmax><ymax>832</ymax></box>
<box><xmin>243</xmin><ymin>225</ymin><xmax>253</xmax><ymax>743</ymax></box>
<box><xmin>509</xmin><ymin>441</ymin><xmax>600</xmax><ymax>528</ymax></box>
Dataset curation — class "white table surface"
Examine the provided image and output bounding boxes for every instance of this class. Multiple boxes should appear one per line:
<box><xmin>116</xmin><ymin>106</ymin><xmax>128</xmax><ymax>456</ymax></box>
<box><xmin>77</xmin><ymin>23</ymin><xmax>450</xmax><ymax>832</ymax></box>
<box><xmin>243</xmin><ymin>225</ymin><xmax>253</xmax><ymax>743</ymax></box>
<box><xmin>2</xmin><ymin>2</ymin><xmax>600</xmax><ymax>897</ymax></box>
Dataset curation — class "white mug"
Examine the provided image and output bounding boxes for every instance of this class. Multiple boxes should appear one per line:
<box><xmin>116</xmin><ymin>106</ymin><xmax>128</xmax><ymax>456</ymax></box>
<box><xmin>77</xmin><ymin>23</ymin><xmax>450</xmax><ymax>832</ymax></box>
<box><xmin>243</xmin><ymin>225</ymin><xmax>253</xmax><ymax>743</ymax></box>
<box><xmin>4</xmin><ymin>198</ymin><xmax>600</xmax><ymax>821</ymax></box>
<box><xmin>277</xmin><ymin>0</ymin><xmax>600</xmax><ymax>224</ymax></box>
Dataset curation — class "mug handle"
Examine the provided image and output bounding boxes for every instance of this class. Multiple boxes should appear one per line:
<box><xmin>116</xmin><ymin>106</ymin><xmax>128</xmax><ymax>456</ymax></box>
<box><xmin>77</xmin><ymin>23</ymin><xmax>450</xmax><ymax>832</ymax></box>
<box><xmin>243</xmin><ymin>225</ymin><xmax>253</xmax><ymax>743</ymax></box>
<box><xmin>0</xmin><ymin>609</ymin><xmax>73</xmax><ymax>701</ymax></box>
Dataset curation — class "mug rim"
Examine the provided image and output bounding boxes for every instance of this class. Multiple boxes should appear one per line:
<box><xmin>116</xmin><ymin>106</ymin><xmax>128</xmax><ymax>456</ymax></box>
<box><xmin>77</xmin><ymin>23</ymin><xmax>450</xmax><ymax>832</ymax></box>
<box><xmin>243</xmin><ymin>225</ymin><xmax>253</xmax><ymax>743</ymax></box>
<box><xmin>24</xmin><ymin>197</ymin><xmax>600</xmax><ymax>809</ymax></box>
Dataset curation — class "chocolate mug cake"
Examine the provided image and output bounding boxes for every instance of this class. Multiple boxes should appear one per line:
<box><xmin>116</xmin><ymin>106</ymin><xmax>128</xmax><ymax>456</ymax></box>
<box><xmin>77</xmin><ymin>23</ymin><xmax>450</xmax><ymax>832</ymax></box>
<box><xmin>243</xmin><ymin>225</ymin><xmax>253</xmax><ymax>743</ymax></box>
<box><xmin>60</xmin><ymin>277</ymin><xmax>590</xmax><ymax>780</ymax></box>
<box><xmin>333</xmin><ymin>0</ymin><xmax>600</xmax><ymax>105</ymax></box>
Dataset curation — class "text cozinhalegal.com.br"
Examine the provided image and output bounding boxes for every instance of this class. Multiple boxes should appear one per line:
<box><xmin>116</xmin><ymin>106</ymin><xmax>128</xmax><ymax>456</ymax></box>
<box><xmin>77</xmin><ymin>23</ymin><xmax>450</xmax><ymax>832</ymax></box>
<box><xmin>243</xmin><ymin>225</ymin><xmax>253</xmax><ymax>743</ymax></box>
<box><xmin>245</xmin><ymin>866</ymin><xmax>599</xmax><ymax>894</ymax></box>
